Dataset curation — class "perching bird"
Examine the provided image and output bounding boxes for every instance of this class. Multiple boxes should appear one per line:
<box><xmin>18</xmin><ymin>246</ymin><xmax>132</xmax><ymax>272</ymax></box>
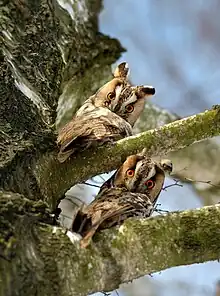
<box><xmin>71</xmin><ymin>152</ymin><xmax>172</xmax><ymax>248</ymax></box>
<box><xmin>98</xmin><ymin>151</ymin><xmax>173</xmax><ymax>206</ymax></box>
<box><xmin>72</xmin><ymin>187</ymin><xmax>153</xmax><ymax>248</ymax></box>
<box><xmin>57</xmin><ymin>62</ymin><xmax>155</xmax><ymax>162</ymax></box>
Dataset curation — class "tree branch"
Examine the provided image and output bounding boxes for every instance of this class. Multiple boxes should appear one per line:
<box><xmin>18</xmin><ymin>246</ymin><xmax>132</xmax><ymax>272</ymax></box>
<box><xmin>135</xmin><ymin>102</ymin><xmax>220</xmax><ymax>205</ymax></box>
<box><xmin>36</xmin><ymin>106</ymin><xmax>220</xmax><ymax>207</ymax></box>
<box><xmin>1</xmin><ymin>190</ymin><xmax>220</xmax><ymax>296</ymax></box>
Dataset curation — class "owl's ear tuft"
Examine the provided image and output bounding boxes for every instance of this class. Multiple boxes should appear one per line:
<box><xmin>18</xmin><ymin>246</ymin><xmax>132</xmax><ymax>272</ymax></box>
<box><xmin>160</xmin><ymin>159</ymin><xmax>173</xmax><ymax>174</ymax></box>
<box><xmin>113</xmin><ymin>62</ymin><xmax>130</xmax><ymax>79</ymax></box>
<box><xmin>136</xmin><ymin>85</ymin><xmax>155</xmax><ymax>98</ymax></box>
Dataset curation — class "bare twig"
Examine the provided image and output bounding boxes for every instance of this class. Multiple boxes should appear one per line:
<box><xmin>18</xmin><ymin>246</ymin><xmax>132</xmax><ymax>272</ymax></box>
<box><xmin>101</xmin><ymin>291</ymin><xmax>111</xmax><ymax>296</ymax></box>
<box><xmin>91</xmin><ymin>175</ymin><xmax>108</xmax><ymax>184</ymax></box>
<box><xmin>154</xmin><ymin>208</ymin><xmax>170</xmax><ymax>215</ymax></box>
<box><xmin>81</xmin><ymin>182</ymin><xmax>101</xmax><ymax>188</ymax></box>
<box><xmin>163</xmin><ymin>175</ymin><xmax>219</xmax><ymax>192</ymax></box>
<box><xmin>153</xmin><ymin>203</ymin><xmax>170</xmax><ymax>215</ymax></box>
<box><xmin>184</xmin><ymin>177</ymin><xmax>220</xmax><ymax>188</ymax></box>
<box><xmin>163</xmin><ymin>179</ymin><xmax>183</xmax><ymax>191</ymax></box>
<box><xmin>172</xmin><ymin>166</ymin><xmax>220</xmax><ymax>188</ymax></box>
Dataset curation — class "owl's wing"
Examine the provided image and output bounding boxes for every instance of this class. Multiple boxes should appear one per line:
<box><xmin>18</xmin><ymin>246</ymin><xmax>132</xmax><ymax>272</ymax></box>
<box><xmin>57</xmin><ymin>116</ymin><xmax>93</xmax><ymax>161</ymax></box>
<box><xmin>91</xmin><ymin>191</ymin><xmax>152</xmax><ymax>226</ymax></box>
<box><xmin>79</xmin><ymin>189</ymin><xmax>152</xmax><ymax>247</ymax></box>
<box><xmin>79</xmin><ymin>193</ymin><xmax>132</xmax><ymax>248</ymax></box>
<box><xmin>57</xmin><ymin>113</ymin><xmax>132</xmax><ymax>162</ymax></box>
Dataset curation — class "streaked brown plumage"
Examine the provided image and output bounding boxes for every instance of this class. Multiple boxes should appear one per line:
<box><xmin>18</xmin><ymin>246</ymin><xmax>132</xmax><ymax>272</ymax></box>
<box><xmin>57</xmin><ymin>110</ymin><xmax>132</xmax><ymax>162</ymax></box>
<box><xmin>98</xmin><ymin>151</ymin><xmax>173</xmax><ymax>206</ymax></box>
<box><xmin>57</xmin><ymin>62</ymin><xmax>155</xmax><ymax>163</ymax></box>
<box><xmin>72</xmin><ymin>188</ymin><xmax>153</xmax><ymax>248</ymax></box>
<box><xmin>71</xmin><ymin>152</ymin><xmax>172</xmax><ymax>248</ymax></box>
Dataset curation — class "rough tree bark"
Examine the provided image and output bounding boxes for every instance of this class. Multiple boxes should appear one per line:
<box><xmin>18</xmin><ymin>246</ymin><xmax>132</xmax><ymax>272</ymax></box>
<box><xmin>1</xmin><ymin>1</ymin><xmax>220</xmax><ymax>296</ymax></box>
<box><xmin>1</xmin><ymin>192</ymin><xmax>220</xmax><ymax>296</ymax></box>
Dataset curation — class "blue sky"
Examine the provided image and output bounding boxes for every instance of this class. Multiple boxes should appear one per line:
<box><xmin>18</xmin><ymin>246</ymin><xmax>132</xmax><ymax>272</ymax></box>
<box><xmin>98</xmin><ymin>1</ymin><xmax>220</xmax><ymax>294</ymax></box>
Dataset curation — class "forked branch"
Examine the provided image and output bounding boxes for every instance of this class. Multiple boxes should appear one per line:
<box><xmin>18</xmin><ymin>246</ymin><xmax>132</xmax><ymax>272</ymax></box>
<box><xmin>35</xmin><ymin>106</ymin><xmax>220</xmax><ymax>207</ymax></box>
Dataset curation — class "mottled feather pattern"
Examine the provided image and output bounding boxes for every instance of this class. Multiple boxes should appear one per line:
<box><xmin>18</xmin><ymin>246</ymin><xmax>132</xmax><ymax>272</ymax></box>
<box><xmin>72</xmin><ymin>188</ymin><xmax>153</xmax><ymax>242</ymax></box>
<box><xmin>57</xmin><ymin>108</ymin><xmax>132</xmax><ymax>159</ymax></box>
<box><xmin>57</xmin><ymin>62</ymin><xmax>155</xmax><ymax>162</ymax></box>
<box><xmin>98</xmin><ymin>153</ymin><xmax>172</xmax><ymax>206</ymax></box>
<box><xmin>55</xmin><ymin>63</ymin><xmax>171</xmax><ymax>249</ymax></box>
<box><xmin>70</xmin><ymin>153</ymin><xmax>172</xmax><ymax>248</ymax></box>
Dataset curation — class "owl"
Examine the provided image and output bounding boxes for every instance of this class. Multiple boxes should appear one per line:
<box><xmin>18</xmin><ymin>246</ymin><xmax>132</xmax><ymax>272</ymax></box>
<box><xmin>57</xmin><ymin>62</ymin><xmax>155</xmax><ymax>163</ymax></box>
<box><xmin>71</xmin><ymin>153</ymin><xmax>172</xmax><ymax>247</ymax></box>
<box><xmin>72</xmin><ymin>187</ymin><xmax>153</xmax><ymax>248</ymax></box>
<box><xmin>75</xmin><ymin>62</ymin><xmax>155</xmax><ymax>124</ymax></box>
<box><xmin>99</xmin><ymin>151</ymin><xmax>173</xmax><ymax>206</ymax></box>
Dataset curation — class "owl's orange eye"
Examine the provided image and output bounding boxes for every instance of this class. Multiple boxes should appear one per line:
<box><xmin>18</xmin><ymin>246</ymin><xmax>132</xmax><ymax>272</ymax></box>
<box><xmin>126</xmin><ymin>169</ymin><xmax>135</xmax><ymax>177</ymax></box>
<box><xmin>107</xmin><ymin>92</ymin><xmax>115</xmax><ymax>100</ymax></box>
<box><xmin>125</xmin><ymin>104</ymin><xmax>134</xmax><ymax>113</ymax></box>
<box><xmin>145</xmin><ymin>179</ymin><xmax>155</xmax><ymax>189</ymax></box>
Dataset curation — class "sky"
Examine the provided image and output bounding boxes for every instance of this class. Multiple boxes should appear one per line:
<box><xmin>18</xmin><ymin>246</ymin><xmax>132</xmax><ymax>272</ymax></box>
<box><xmin>98</xmin><ymin>0</ymin><xmax>220</xmax><ymax>295</ymax></box>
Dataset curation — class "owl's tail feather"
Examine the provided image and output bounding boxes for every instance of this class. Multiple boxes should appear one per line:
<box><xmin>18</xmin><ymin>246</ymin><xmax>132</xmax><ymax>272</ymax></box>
<box><xmin>80</xmin><ymin>226</ymin><xmax>99</xmax><ymax>248</ymax></box>
<box><xmin>57</xmin><ymin>149</ymin><xmax>73</xmax><ymax>163</ymax></box>
<box><xmin>80</xmin><ymin>212</ymin><xmax>102</xmax><ymax>248</ymax></box>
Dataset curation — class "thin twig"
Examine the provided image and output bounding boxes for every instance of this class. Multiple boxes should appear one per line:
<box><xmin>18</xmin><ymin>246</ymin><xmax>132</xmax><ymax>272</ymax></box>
<box><xmin>184</xmin><ymin>177</ymin><xmax>220</xmax><ymax>188</ymax></box>
<box><xmin>173</xmin><ymin>166</ymin><xmax>188</xmax><ymax>174</ymax></box>
<box><xmin>101</xmin><ymin>291</ymin><xmax>111</xmax><ymax>296</ymax></box>
<box><xmin>81</xmin><ymin>181</ymin><xmax>101</xmax><ymax>188</ymax></box>
<box><xmin>172</xmin><ymin>166</ymin><xmax>220</xmax><ymax>188</ymax></box>
<box><xmin>153</xmin><ymin>203</ymin><xmax>170</xmax><ymax>215</ymax></box>
<box><xmin>163</xmin><ymin>179</ymin><xmax>183</xmax><ymax>191</ymax></box>
<box><xmin>155</xmin><ymin>208</ymin><xmax>170</xmax><ymax>214</ymax></box>
<box><xmin>90</xmin><ymin>175</ymin><xmax>107</xmax><ymax>184</ymax></box>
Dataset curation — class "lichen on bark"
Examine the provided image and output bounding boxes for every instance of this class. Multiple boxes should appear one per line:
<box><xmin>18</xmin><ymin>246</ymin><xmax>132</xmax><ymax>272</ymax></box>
<box><xmin>1</xmin><ymin>192</ymin><xmax>220</xmax><ymax>296</ymax></box>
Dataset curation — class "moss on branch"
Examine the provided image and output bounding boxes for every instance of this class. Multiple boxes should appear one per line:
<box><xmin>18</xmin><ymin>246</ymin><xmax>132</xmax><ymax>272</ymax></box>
<box><xmin>36</xmin><ymin>106</ymin><xmax>220</xmax><ymax>208</ymax></box>
<box><xmin>135</xmin><ymin>103</ymin><xmax>220</xmax><ymax>206</ymax></box>
<box><xmin>1</xmin><ymin>192</ymin><xmax>220</xmax><ymax>296</ymax></box>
